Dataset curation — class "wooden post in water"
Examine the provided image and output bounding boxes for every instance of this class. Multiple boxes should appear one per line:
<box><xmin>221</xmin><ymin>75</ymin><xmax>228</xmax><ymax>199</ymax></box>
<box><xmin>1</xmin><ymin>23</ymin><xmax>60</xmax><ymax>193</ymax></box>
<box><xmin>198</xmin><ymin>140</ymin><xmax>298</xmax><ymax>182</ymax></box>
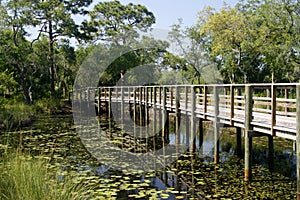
<box><xmin>146</xmin><ymin>87</ymin><xmax>149</xmax><ymax>126</ymax></box>
<box><xmin>236</xmin><ymin>127</ymin><xmax>242</xmax><ymax>159</ymax></box>
<box><xmin>162</xmin><ymin>86</ymin><xmax>168</xmax><ymax>141</ymax></box>
<box><xmin>296</xmin><ymin>85</ymin><xmax>300</xmax><ymax>200</ymax></box>
<box><xmin>108</xmin><ymin>88</ymin><xmax>112</xmax><ymax>119</ymax></box>
<box><xmin>199</xmin><ymin>118</ymin><xmax>204</xmax><ymax>155</ymax></box>
<box><xmin>190</xmin><ymin>86</ymin><xmax>196</xmax><ymax>154</ymax></box>
<box><xmin>268</xmin><ymin>135</ymin><xmax>274</xmax><ymax>172</ymax></box>
<box><xmin>269</xmin><ymin>85</ymin><xmax>276</xmax><ymax>171</ymax></box>
<box><xmin>271</xmin><ymin>85</ymin><xmax>276</xmax><ymax>136</ymax></box>
<box><xmin>153</xmin><ymin>87</ymin><xmax>157</xmax><ymax>159</ymax></box>
<box><xmin>133</xmin><ymin>88</ymin><xmax>137</xmax><ymax>151</ymax></box>
<box><xmin>133</xmin><ymin>88</ymin><xmax>137</xmax><ymax>123</ymax></box>
<box><xmin>185</xmin><ymin>86</ymin><xmax>190</xmax><ymax>147</ymax></box>
<box><xmin>121</xmin><ymin>86</ymin><xmax>124</xmax><ymax>126</ymax></box>
<box><xmin>244</xmin><ymin>85</ymin><xmax>253</xmax><ymax>182</ymax></box>
<box><xmin>236</xmin><ymin>88</ymin><xmax>242</xmax><ymax>159</ymax></box>
<box><xmin>213</xmin><ymin>86</ymin><xmax>220</xmax><ymax>164</ymax></box>
<box><xmin>159</xmin><ymin>87</ymin><xmax>162</xmax><ymax>138</ymax></box>
<box><xmin>175</xmin><ymin>86</ymin><xmax>180</xmax><ymax>156</ymax></box>
<box><xmin>139</xmin><ymin>87</ymin><xmax>143</xmax><ymax>128</ymax></box>
<box><xmin>145</xmin><ymin>87</ymin><xmax>149</xmax><ymax>138</ymax></box>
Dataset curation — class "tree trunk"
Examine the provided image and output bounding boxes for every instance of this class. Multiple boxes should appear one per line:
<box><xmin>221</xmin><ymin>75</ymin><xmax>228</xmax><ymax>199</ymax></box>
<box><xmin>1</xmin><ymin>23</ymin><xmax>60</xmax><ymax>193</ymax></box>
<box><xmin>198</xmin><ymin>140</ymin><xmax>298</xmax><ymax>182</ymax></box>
<box><xmin>15</xmin><ymin>64</ymin><xmax>32</xmax><ymax>104</ymax></box>
<box><xmin>49</xmin><ymin>19</ymin><xmax>55</xmax><ymax>98</ymax></box>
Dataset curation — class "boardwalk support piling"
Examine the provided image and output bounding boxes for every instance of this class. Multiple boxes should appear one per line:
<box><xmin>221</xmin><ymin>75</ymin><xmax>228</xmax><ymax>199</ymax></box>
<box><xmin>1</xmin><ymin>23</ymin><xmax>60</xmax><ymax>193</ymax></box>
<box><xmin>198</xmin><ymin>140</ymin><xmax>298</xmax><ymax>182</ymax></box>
<box><xmin>191</xmin><ymin>86</ymin><xmax>196</xmax><ymax>153</ymax></box>
<box><xmin>185</xmin><ymin>86</ymin><xmax>189</xmax><ymax>147</ymax></box>
<box><xmin>236</xmin><ymin>127</ymin><xmax>242</xmax><ymax>159</ymax></box>
<box><xmin>214</xmin><ymin>86</ymin><xmax>220</xmax><ymax>164</ymax></box>
<box><xmin>199</xmin><ymin>118</ymin><xmax>204</xmax><ymax>154</ymax></box>
<box><xmin>244</xmin><ymin>85</ymin><xmax>253</xmax><ymax>182</ymax></box>
<box><xmin>98</xmin><ymin>88</ymin><xmax>101</xmax><ymax>115</ymax></box>
<box><xmin>268</xmin><ymin>135</ymin><xmax>274</xmax><ymax>172</ymax></box>
<box><xmin>296</xmin><ymin>85</ymin><xmax>300</xmax><ymax>200</ymax></box>
<box><xmin>175</xmin><ymin>86</ymin><xmax>181</xmax><ymax>156</ymax></box>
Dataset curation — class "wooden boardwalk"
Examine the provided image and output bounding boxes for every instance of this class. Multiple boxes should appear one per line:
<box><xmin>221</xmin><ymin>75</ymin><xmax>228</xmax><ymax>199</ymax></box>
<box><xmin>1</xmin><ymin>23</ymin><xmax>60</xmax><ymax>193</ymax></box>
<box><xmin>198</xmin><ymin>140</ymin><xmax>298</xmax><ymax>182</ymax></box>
<box><xmin>91</xmin><ymin>84</ymin><xmax>297</xmax><ymax>139</ymax></box>
<box><xmin>73</xmin><ymin>83</ymin><xmax>300</xmax><ymax>199</ymax></box>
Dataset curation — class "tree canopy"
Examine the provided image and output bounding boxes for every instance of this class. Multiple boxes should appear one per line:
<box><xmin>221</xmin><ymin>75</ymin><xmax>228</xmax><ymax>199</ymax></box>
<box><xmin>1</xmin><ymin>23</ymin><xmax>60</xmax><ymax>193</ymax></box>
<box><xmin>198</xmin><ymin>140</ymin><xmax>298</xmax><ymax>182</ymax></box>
<box><xmin>0</xmin><ymin>0</ymin><xmax>299</xmax><ymax>104</ymax></box>
<box><xmin>197</xmin><ymin>0</ymin><xmax>300</xmax><ymax>83</ymax></box>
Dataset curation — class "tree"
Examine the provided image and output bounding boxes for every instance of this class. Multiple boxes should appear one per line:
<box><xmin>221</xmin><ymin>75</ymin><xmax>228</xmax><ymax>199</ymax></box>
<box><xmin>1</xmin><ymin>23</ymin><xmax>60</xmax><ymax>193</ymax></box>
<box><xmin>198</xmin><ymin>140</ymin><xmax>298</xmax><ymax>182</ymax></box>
<box><xmin>200</xmin><ymin>7</ymin><xmax>262</xmax><ymax>83</ymax></box>
<box><xmin>80</xmin><ymin>0</ymin><xmax>164</xmax><ymax>86</ymax></box>
<box><xmin>26</xmin><ymin>0</ymin><xmax>92</xmax><ymax>97</ymax></box>
<box><xmin>167</xmin><ymin>20</ymin><xmax>220</xmax><ymax>84</ymax></box>
<box><xmin>198</xmin><ymin>0</ymin><xmax>300</xmax><ymax>83</ymax></box>
<box><xmin>88</xmin><ymin>0</ymin><xmax>155</xmax><ymax>45</ymax></box>
<box><xmin>238</xmin><ymin>0</ymin><xmax>300</xmax><ymax>83</ymax></box>
<box><xmin>96</xmin><ymin>36</ymin><xmax>169</xmax><ymax>86</ymax></box>
<box><xmin>0</xmin><ymin>1</ymin><xmax>34</xmax><ymax>103</ymax></box>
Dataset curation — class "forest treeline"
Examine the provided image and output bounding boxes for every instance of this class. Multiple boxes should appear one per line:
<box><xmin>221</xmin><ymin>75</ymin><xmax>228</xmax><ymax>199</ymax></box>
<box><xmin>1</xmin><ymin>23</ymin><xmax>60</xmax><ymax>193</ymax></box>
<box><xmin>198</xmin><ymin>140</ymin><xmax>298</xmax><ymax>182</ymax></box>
<box><xmin>0</xmin><ymin>0</ymin><xmax>299</xmax><ymax>104</ymax></box>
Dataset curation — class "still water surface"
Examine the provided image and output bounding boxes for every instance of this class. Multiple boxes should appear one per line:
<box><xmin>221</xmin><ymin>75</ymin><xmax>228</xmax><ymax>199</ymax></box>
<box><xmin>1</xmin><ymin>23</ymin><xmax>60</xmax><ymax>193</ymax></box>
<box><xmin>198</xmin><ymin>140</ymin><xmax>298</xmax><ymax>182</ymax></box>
<box><xmin>0</xmin><ymin>114</ymin><xmax>297</xmax><ymax>199</ymax></box>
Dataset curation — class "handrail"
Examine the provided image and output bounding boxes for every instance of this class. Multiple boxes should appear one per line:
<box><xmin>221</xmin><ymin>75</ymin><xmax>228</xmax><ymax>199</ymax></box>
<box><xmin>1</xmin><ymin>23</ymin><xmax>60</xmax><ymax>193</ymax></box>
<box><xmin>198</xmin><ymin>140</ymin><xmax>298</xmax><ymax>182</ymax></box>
<box><xmin>73</xmin><ymin>83</ymin><xmax>299</xmax><ymax>140</ymax></box>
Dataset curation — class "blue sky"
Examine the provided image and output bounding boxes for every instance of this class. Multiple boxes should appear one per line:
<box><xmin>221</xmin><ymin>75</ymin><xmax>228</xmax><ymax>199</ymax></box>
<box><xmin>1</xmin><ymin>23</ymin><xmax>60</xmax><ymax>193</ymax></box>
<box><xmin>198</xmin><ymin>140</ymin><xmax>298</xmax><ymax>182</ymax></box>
<box><xmin>94</xmin><ymin>0</ymin><xmax>240</xmax><ymax>29</ymax></box>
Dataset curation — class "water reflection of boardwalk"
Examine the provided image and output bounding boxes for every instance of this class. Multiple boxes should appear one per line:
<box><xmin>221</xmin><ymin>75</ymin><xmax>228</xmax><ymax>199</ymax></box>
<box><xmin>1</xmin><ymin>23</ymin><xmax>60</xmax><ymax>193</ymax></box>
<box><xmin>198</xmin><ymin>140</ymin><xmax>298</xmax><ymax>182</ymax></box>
<box><xmin>73</xmin><ymin>83</ymin><xmax>300</xmax><ymax>199</ymax></box>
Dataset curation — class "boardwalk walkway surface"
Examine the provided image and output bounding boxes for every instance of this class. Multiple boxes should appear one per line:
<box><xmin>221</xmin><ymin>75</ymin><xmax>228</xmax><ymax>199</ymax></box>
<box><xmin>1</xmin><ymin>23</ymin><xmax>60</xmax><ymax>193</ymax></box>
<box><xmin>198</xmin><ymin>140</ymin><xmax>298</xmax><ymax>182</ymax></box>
<box><xmin>73</xmin><ymin>83</ymin><xmax>300</xmax><ymax>199</ymax></box>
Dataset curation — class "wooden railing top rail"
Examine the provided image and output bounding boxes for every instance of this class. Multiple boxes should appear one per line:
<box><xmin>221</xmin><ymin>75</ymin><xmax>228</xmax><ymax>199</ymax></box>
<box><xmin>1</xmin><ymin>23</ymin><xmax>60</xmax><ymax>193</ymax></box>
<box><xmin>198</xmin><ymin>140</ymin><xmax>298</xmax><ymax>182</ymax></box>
<box><xmin>73</xmin><ymin>83</ymin><xmax>300</xmax><ymax>91</ymax></box>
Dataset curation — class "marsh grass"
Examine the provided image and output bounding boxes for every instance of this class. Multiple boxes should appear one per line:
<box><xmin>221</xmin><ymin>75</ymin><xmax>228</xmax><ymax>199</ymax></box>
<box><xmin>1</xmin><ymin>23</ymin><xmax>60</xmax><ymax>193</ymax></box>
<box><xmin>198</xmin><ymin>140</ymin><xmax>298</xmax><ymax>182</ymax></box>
<box><xmin>0</xmin><ymin>97</ymin><xmax>69</xmax><ymax>131</ymax></box>
<box><xmin>0</xmin><ymin>151</ymin><xmax>89</xmax><ymax>200</ymax></box>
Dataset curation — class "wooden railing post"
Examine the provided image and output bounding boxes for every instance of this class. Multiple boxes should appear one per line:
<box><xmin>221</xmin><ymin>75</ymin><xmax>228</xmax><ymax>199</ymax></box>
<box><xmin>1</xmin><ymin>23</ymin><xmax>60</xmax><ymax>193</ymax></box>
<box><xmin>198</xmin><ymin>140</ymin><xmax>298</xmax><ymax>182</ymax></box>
<box><xmin>191</xmin><ymin>86</ymin><xmax>196</xmax><ymax>153</ymax></box>
<box><xmin>230</xmin><ymin>85</ymin><xmax>234</xmax><ymax>126</ymax></box>
<box><xmin>162</xmin><ymin>86</ymin><xmax>168</xmax><ymax>140</ymax></box>
<box><xmin>108</xmin><ymin>88</ymin><xmax>111</xmax><ymax>119</ymax></box>
<box><xmin>185</xmin><ymin>86</ymin><xmax>189</xmax><ymax>146</ymax></box>
<box><xmin>153</xmin><ymin>87</ymin><xmax>157</xmax><ymax>140</ymax></box>
<box><xmin>244</xmin><ymin>85</ymin><xmax>253</xmax><ymax>182</ymax></box>
<box><xmin>271</xmin><ymin>84</ymin><xmax>276</xmax><ymax>136</ymax></box>
<box><xmin>158</xmin><ymin>87</ymin><xmax>162</xmax><ymax>137</ymax></box>
<box><xmin>121</xmin><ymin>86</ymin><xmax>124</xmax><ymax>126</ymax></box>
<box><xmin>296</xmin><ymin>85</ymin><xmax>300</xmax><ymax>200</ymax></box>
<box><xmin>98</xmin><ymin>88</ymin><xmax>101</xmax><ymax>116</ymax></box>
<box><xmin>175</xmin><ymin>86</ymin><xmax>180</xmax><ymax>156</ymax></box>
<box><xmin>145</xmin><ymin>87</ymin><xmax>149</xmax><ymax>126</ymax></box>
<box><xmin>204</xmin><ymin>86</ymin><xmax>208</xmax><ymax>120</ymax></box>
<box><xmin>150</xmin><ymin>87</ymin><xmax>153</xmax><ymax>106</ymax></box>
<box><xmin>285</xmin><ymin>88</ymin><xmax>289</xmax><ymax>113</ymax></box>
<box><xmin>236</xmin><ymin>87</ymin><xmax>242</xmax><ymax>158</ymax></box>
<box><xmin>139</xmin><ymin>87</ymin><xmax>143</xmax><ymax>127</ymax></box>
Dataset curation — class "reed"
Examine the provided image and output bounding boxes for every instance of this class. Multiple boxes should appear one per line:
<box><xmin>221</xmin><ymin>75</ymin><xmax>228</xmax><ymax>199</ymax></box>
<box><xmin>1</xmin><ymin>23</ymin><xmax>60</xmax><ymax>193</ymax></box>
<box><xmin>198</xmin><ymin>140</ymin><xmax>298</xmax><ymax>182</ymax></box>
<box><xmin>0</xmin><ymin>151</ymin><xmax>88</xmax><ymax>200</ymax></box>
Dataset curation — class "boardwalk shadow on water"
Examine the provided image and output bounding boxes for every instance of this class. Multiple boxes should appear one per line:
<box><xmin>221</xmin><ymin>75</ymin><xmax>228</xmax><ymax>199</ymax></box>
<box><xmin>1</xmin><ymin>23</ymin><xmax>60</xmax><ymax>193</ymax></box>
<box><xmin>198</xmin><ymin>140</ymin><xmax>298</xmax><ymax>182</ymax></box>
<box><xmin>0</xmin><ymin>114</ymin><xmax>297</xmax><ymax>199</ymax></box>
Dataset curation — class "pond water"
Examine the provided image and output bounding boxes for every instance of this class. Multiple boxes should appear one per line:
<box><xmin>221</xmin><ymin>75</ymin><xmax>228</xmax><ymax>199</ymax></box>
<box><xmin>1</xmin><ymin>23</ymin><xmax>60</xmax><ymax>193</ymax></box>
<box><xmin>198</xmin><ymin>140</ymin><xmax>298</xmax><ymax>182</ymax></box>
<box><xmin>0</xmin><ymin>114</ymin><xmax>297</xmax><ymax>199</ymax></box>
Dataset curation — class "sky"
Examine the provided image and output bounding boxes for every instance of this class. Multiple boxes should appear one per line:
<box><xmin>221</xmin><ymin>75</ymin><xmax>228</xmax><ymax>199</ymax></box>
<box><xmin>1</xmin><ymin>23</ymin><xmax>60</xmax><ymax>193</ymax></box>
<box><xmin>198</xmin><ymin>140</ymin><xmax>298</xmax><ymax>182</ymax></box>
<box><xmin>93</xmin><ymin>0</ymin><xmax>240</xmax><ymax>29</ymax></box>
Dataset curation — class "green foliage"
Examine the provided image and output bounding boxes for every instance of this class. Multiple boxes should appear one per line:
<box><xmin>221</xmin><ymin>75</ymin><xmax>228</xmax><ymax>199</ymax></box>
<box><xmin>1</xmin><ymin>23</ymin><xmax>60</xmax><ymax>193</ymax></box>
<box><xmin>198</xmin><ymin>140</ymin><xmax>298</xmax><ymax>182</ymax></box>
<box><xmin>0</xmin><ymin>152</ymin><xmax>88</xmax><ymax>200</ymax></box>
<box><xmin>198</xmin><ymin>0</ymin><xmax>300</xmax><ymax>83</ymax></box>
<box><xmin>89</xmin><ymin>0</ymin><xmax>155</xmax><ymax>45</ymax></box>
<box><xmin>0</xmin><ymin>69</ymin><xmax>18</xmax><ymax>95</ymax></box>
<box><xmin>166</xmin><ymin>20</ymin><xmax>221</xmax><ymax>84</ymax></box>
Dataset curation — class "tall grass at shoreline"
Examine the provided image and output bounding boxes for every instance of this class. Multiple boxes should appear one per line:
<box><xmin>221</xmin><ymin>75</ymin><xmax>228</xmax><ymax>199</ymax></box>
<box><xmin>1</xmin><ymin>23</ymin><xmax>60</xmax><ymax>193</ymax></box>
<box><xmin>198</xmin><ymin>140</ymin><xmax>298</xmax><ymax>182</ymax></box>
<box><xmin>0</xmin><ymin>151</ymin><xmax>88</xmax><ymax>200</ymax></box>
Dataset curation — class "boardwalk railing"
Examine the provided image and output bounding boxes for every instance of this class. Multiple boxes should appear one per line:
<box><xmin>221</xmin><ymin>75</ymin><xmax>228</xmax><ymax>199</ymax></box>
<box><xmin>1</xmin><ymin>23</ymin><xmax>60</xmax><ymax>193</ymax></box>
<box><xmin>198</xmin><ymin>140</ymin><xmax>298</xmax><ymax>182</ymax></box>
<box><xmin>74</xmin><ymin>83</ymin><xmax>299</xmax><ymax>140</ymax></box>
<box><xmin>73</xmin><ymin>83</ymin><xmax>300</xmax><ymax>198</ymax></box>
